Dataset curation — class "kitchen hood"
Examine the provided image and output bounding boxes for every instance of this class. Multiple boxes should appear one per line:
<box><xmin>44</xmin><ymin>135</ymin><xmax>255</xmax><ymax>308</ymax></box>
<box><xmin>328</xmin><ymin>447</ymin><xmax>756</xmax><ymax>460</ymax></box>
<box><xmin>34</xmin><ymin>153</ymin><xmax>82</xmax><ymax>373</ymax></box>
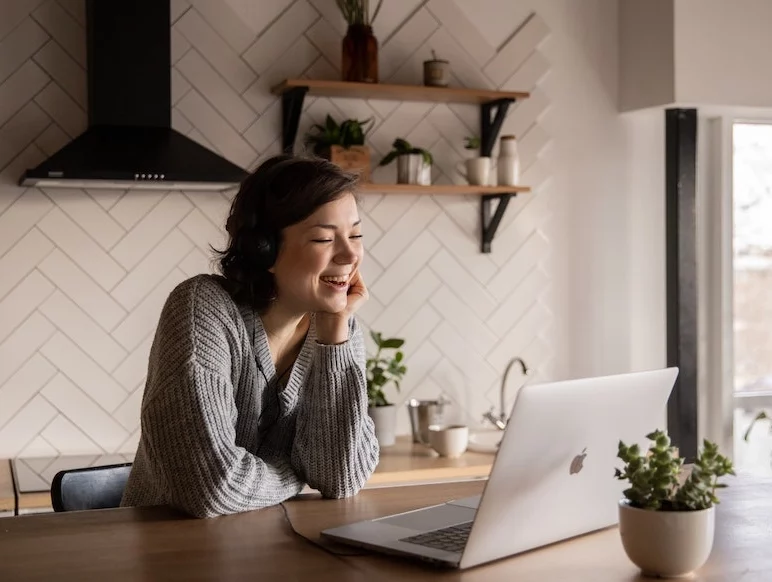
<box><xmin>20</xmin><ymin>0</ymin><xmax>248</xmax><ymax>191</ymax></box>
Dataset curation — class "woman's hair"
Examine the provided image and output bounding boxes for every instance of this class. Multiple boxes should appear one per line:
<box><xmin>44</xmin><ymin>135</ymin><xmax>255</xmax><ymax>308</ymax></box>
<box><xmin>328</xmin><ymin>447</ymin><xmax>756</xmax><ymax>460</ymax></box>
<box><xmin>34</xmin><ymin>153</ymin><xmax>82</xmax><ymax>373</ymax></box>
<box><xmin>215</xmin><ymin>154</ymin><xmax>360</xmax><ymax>309</ymax></box>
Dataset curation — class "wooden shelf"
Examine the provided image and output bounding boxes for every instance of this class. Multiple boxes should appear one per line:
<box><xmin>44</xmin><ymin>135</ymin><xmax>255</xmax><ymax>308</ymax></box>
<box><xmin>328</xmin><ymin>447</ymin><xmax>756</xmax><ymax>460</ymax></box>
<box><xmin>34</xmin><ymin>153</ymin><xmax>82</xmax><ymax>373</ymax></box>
<box><xmin>359</xmin><ymin>183</ymin><xmax>530</xmax><ymax>196</ymax></box>
<box><xmin>271</xmin><ymin>78</ymin><xmax>529</xmax><ymax>105</ymax></box>
<box><xmin>272</xmin><ymin>78</ymin><xmax>530</xmax><ymax>252</ymax></box>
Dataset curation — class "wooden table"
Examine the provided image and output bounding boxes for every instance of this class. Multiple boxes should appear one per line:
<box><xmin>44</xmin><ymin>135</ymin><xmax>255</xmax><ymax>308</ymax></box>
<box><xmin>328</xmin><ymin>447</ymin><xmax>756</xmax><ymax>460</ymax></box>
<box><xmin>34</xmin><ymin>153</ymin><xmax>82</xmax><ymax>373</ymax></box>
<box><xmin>4</xmin><ymin>437</ymin><xmax>495</xmax><ymax>515</ymax></box>
<box><xmin>0</xmin><ymin>475</ymin><xmax>769</xmax><ymax>581</ymax></box>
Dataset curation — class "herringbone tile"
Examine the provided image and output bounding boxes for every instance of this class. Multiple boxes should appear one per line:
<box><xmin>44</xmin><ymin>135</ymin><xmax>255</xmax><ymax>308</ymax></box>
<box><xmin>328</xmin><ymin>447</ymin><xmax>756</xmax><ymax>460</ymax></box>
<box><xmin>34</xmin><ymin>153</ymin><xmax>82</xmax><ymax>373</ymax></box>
<box><xmin>0</xmin><ymin>0</ymin><xmax>553</xmax><ymax>459</ymax></box>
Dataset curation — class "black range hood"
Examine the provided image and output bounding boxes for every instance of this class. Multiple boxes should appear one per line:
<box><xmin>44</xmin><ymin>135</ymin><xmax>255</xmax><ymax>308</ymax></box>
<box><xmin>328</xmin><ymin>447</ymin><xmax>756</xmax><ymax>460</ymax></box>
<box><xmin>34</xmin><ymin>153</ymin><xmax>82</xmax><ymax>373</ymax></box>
<box><xmin>20</xmin><ymin>0</ymin><xmax>248</xmax><ymax>191</ymax></box>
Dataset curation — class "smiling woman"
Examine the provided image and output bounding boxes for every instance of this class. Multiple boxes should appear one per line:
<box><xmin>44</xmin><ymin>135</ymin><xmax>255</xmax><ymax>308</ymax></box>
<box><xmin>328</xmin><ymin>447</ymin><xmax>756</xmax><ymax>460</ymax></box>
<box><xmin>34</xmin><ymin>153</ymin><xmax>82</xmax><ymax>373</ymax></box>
<box><xmin>120</xmin><ymin>155</ymin><xmax>379</xmax><ymax>518</ymax></box>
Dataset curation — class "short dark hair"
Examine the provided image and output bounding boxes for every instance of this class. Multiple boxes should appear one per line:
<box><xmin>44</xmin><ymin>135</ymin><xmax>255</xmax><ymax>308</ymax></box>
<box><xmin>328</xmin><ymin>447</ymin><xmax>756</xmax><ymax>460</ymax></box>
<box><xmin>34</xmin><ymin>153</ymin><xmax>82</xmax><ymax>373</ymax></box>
<box><xmin>215</xmin><ymin>154</ymin><xmax>360</xmax><ymax>310</ymax></box>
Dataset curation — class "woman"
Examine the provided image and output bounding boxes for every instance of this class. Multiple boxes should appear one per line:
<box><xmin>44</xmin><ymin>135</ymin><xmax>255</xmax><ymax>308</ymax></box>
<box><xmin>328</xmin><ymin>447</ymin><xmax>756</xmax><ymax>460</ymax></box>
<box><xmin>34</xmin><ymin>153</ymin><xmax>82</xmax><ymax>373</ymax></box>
<box><xmin>121</xmin><ymin>155</ymin><xmax>379</xmax><ymax>518</ymax></box>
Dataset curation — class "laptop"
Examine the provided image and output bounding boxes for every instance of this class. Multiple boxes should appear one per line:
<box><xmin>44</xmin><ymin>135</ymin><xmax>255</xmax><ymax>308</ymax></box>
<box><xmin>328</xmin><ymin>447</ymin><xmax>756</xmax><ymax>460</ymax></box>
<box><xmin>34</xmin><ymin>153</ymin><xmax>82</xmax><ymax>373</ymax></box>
<box><xmin>321</xmin><ymin>367</ymin><xmax>679</xmax><ymax>569</ymax></box>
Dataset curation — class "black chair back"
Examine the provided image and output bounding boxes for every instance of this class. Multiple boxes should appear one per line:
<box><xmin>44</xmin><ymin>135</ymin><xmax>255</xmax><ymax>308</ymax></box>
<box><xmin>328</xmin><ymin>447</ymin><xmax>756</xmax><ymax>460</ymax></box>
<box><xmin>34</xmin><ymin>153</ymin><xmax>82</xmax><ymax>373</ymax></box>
<box><xmin>51</xmin><ymin>463</ymin><xmax>132</xmax><ymax>512</ymax></box>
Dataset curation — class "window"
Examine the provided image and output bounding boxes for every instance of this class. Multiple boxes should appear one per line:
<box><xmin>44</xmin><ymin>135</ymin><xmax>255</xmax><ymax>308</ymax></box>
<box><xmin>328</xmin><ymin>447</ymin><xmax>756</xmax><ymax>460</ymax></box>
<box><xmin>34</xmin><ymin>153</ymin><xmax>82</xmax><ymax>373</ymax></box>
<box><xmin>732</xmin><ymin>122</ymin><xmax>772</xmax><ymax>476</ymax></box>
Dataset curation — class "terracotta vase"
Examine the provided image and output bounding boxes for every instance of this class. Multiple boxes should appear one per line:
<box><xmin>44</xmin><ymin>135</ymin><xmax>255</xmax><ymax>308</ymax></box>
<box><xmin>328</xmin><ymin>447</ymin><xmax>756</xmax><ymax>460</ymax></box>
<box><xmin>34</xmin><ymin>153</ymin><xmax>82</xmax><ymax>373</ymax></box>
<box><xmin>342</xmin><ymin>24</ymin><xmax>378</xmax><ymax>83</ymax></box>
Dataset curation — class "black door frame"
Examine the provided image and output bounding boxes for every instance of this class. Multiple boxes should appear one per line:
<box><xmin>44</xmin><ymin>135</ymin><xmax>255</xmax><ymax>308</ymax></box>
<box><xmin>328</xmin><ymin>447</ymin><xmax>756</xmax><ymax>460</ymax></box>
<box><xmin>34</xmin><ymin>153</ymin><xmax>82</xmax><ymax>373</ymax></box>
<box><xmin>665</xmin><ymin>108</ymin><xmax>699</xmax><ymax>461</ymax></box>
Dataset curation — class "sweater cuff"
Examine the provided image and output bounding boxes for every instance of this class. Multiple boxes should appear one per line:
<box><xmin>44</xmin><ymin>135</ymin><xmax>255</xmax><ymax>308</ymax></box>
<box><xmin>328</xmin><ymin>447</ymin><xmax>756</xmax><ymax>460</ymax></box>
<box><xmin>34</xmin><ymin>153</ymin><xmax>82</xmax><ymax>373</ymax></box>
<box><xmin>313</xmin><ymin>340</ymin><xmax>358</xmax><ymax>375</ymax></box>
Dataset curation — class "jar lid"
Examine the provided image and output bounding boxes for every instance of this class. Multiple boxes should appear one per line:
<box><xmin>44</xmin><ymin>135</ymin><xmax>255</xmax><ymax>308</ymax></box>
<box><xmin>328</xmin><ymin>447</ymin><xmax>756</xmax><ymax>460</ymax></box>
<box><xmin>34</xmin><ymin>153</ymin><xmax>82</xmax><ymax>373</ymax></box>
<box><xmin>501</xmin><ymin>134</ymin><xmax>517</xmax><ymax>140</ymax></box>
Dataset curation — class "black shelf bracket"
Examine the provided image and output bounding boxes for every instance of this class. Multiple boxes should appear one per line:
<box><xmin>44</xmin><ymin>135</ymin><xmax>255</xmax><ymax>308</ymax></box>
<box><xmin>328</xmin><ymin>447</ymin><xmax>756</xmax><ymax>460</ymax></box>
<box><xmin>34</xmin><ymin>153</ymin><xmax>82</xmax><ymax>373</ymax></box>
<box><xmin>281</xmin><ymin>86</ymin><xmax>309</xmax><ymax>153</ymax></box>
<box><xmin>480</xmin><ymin>98</ymin><xmax>514</xmax><ymax>157</ymax></box>
<box><xmin>479</xmin><ymin>98</ymin><xmax>516</xmax><ymax>253</ymax></box>
<box><xmin>481</xmin><ymin>193</ymin><xmax>516</xmax><ymax>253</ymax></box>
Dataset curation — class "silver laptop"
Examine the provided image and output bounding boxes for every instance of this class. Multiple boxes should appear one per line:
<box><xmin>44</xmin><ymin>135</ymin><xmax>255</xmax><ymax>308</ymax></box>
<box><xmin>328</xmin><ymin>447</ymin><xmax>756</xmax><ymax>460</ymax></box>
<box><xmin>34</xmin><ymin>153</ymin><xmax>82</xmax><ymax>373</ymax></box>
<box><xmin>322</xmin><ymin>367</ymin><xmax>678</xmax><ymax>569</ymax></box>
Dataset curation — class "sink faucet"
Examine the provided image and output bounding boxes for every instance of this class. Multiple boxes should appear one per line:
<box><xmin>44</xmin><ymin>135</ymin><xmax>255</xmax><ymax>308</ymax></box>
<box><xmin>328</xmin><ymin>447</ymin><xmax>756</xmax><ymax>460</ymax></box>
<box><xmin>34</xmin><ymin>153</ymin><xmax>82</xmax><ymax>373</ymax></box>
<box><xmin>483</xmin><ymin>357</ymin><xmax>530</xmax><ymax>430</ymax></box>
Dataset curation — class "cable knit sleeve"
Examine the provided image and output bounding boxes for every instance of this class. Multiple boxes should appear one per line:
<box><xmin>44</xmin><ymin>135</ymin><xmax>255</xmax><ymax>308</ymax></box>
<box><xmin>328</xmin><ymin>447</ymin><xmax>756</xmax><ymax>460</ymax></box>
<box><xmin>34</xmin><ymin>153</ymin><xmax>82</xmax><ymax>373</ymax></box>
<box><xmin>291</xmin><ymin>316</ymin><xmax>380</xmax><ymax>498</ymax></box>
<box><xmin>122</xmin><ymin>277</ymin><xmax>305</xmax><ymax>518</ymax></box>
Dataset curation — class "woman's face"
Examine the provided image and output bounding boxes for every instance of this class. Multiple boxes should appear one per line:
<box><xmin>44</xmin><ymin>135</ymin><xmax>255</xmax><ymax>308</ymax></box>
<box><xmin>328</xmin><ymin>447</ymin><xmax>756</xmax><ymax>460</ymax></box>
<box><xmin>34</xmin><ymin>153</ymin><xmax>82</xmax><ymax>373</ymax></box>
<box><xmin>270</xmin><ymin>193</ymin><xmax>363</xmax><ymax>315</ymax></box>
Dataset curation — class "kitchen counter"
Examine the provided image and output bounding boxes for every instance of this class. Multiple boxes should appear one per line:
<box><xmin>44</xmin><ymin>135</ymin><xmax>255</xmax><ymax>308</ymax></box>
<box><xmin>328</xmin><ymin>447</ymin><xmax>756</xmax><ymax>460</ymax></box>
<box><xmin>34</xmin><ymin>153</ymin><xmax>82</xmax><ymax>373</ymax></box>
<box><xmin>2</xmin><ymin>435</ymin><xmax>494</xmax><ymax>515</ymax></box>
<box><xmin>0</xmin><ymin>460</ymin><xmax>14</xmax><ymax>517</ymax></box>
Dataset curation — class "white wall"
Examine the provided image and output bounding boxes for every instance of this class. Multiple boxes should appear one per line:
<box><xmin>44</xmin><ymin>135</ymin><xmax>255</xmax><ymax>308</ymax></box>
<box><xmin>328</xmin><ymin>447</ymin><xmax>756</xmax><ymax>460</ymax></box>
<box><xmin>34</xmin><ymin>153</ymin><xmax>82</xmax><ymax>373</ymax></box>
<box><xmin>0</xmin><ymin>0</ymin><xmax>664</xmax><ymax>461</ymax></box>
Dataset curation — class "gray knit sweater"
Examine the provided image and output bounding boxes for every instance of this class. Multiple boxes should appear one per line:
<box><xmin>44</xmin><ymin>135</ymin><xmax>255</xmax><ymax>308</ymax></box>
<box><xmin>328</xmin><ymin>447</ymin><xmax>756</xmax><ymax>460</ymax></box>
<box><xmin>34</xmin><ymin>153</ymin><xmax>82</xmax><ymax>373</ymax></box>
<box><xmin>120</xmin><ymin>274</ymin><xmax>379</xmax><ymax>518</ymax></box>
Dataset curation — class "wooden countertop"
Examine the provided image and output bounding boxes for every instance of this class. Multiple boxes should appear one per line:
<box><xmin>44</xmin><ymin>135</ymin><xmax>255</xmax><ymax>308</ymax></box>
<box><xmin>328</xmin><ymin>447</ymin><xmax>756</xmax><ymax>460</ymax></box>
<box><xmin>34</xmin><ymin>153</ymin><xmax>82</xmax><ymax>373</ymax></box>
<box><xmin>7</xmin><ymin>435</ymin><xmax>495</xmax><ymax>515</ymax></box>
<box><xmin>0</xmin><ymin>476</ymin><xmax>768</xmax><ymax>581</ymax></box>
<box><xmin>369</xmin><ymin>435</ymin><xmax>493</xmax><ymax>486</ymax></box>
<box><xmin>0</xmin><ymin>460</ymin><xmax>14</xmax><ymax>516</ymax></box>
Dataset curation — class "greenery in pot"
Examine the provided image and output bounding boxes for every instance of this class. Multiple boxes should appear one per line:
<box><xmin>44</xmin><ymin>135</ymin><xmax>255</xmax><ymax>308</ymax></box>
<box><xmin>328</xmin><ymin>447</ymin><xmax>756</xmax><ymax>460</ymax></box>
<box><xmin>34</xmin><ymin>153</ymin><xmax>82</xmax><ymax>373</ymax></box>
<box><xmin>464</xmin><ymin>136</ymin><xmax>481</xmax><ymax>151</ymax></box>
<box><xmin>304</xmin><ymin>114</ymin><xmax>374</xmax><ymax>156</ymax></box>
<box><xmin>378</xmin><ymin>138</ymin><xmax>433</xmax><ymax>168</ymax></box>
<box><xmin>614</xmin><ymin>429</ymin><xmax>735</xmax><ymax>511</ymax></box>
<box><xmin>336</xmin><ymin>0</ymin><xmax>383</xmax><ymax>26</ymax></box>
<box><xmin>366</xmin><ymin>331</ymin><xmax>406</xmax><ymax>407</ymax></box>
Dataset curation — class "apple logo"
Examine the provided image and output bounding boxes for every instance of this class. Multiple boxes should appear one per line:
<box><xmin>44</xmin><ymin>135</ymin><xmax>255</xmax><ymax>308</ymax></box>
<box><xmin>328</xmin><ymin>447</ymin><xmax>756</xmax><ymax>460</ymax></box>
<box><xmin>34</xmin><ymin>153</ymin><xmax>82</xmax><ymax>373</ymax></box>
<box><xmin>569</xmin><ymin>448</ymin><xmax>587</xmax><ymax>475</ymax></box>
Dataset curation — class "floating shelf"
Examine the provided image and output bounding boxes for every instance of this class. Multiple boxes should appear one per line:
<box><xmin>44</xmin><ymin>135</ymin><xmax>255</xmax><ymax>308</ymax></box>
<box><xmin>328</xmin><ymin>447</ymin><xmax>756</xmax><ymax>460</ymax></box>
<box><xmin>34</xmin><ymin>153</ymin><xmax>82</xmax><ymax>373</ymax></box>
<box><xmin>271</xmin><ymin>78</ymin><xmax>530</xmax><ymax>104</ymax></box>
<box><xmin>271</xmin><ymin>79</ymin><xmax>531</xmax><ymax>253</ymax></box>
<box><xmin>359</xmin><ymin>184</ymin><xmax>530</xmax><ymax>196</ymax></box>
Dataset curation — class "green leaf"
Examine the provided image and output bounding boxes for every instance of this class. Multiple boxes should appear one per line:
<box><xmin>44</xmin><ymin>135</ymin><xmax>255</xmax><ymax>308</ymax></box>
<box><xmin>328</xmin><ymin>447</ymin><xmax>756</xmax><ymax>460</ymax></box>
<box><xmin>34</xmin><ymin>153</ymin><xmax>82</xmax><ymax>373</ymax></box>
<box><xmin>381</xmin><ymin>338</ymin><xmax>404</xmax><ymax>349</ymax></box>
<box><xmin>379</xmin><ymin>150</ymin><xmax>399</xmax><ymax>167</ymax></box>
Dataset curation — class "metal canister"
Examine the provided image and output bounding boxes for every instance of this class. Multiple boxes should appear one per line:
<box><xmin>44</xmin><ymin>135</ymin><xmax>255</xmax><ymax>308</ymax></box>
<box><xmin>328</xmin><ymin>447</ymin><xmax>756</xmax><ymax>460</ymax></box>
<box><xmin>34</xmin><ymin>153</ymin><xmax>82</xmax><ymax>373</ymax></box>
<box><xmin>406</xmin><ymin>398</ymin><xmax>450</xmax><ymax>445</ymax></box>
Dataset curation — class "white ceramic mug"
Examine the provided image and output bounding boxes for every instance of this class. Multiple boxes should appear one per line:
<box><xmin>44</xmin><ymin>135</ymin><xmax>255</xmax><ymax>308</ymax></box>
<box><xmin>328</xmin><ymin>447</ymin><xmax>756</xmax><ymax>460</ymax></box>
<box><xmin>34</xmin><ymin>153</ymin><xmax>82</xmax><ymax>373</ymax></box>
<box><xmin>428</xmin><ymin>424</ymin><xmax>469</xmax><ymax>458</ymax></box>
<box><xmin>459</xmin><ymin>157</ymin><xmax>491</xmax><ymax>186</ymax></box>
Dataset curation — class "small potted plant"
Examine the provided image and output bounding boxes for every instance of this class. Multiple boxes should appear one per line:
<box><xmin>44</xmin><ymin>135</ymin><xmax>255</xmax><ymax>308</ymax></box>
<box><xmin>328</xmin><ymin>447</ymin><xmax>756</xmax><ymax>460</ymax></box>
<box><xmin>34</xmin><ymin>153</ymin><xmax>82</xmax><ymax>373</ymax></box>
<box><xmin>614</xmin><ymin>429</ymin><xmax>735</xmax><ymax>578</ymax></box>
<box><xmin>378</xmin><ymin>138</ymin><xmax>433</xmax><ymax>185</ymax></box>
<box><xmin>462</xmin><ymin>136</ymin><xmax>491</xmax><ymax>186</ymax></box>
<box><xmin>305</xmin><ymin>114</ymin><xmax>374</xmax><ymax>181</ymax></box>
<box><xmin>366</xmin><ymin>330</ymin><xmax>407</xmax><ymax>447</ymax></box>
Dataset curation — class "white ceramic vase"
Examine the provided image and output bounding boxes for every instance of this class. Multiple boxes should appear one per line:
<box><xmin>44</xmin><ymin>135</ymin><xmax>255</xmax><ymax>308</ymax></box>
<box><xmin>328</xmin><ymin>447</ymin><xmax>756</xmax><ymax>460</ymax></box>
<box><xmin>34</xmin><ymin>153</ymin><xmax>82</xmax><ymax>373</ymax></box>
<box><xmin>368</xmin><ymin>404</ymin><xmax>397</xmax><ymax>447</ymax></box>
<box><xmin>496</xmin><ymin>135</ymin><xmax>520</xmax><ymax>186</ymax></box>
<box><xmin>618</xmin><ymin>501</ymin><xmax>715</xmax><ymax>578</ymax></box>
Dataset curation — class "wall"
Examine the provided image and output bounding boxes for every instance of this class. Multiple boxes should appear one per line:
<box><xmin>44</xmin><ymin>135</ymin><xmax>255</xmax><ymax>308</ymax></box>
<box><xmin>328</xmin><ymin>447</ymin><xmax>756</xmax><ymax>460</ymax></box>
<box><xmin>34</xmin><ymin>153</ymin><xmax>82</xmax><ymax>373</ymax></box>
<box><xmin>0</xmin><ymin>0</ymin><xmax>654</xmax><ymax>462</ymax></box>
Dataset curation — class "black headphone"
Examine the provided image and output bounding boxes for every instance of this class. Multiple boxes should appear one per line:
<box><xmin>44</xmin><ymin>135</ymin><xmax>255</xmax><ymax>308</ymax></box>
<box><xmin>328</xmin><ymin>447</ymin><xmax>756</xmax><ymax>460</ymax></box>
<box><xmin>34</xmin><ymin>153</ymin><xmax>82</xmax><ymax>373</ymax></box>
<box><xmin>253</xmin><ymin>230</ymin><xmax>277</xmax><ymax>269</ymax></box>
<box><xmin>248</xmin><ymin>156</ymin><xmax>300</xmax><ymax>270</ymax></box>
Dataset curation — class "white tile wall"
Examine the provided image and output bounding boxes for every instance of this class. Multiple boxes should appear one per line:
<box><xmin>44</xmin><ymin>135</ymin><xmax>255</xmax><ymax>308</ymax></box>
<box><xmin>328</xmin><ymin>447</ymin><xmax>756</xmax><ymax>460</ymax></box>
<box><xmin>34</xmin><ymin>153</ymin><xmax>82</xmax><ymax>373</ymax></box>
<box><xmin>0</xmin><ymin>0</ymin><xmax>553</xmax><ymax>458</ymax></box>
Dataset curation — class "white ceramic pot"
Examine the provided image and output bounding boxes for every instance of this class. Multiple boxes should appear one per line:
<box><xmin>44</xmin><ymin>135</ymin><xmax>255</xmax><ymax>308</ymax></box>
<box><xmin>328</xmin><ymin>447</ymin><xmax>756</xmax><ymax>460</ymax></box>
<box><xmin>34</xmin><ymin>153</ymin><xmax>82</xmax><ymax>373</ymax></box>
<box><xmin>618</xmin><ymin>501</ymin><xmax>715</xmax><ymax>578</ymax></box>
<box><xmin>368</xmin><ymin>404</ymin><xmax>397</xmax><ymax>447</ymax></box>
<box><xmin>463</xmin><ymin>157</ymin><xmax>491</xmax><ymax>186</ymax></box>
<box><xmin>397</xmin><ymin>154</ymin><xmax>431</xmax><ymax>185</ymax></box>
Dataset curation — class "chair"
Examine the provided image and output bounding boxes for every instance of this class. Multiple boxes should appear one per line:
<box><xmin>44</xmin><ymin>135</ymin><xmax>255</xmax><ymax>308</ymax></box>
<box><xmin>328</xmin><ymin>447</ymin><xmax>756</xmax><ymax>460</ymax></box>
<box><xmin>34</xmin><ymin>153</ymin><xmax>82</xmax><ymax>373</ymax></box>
<box><xmin>51</xmin><ymin>463</ymin><xmax>132</xmax><ymax>512</ymax></box>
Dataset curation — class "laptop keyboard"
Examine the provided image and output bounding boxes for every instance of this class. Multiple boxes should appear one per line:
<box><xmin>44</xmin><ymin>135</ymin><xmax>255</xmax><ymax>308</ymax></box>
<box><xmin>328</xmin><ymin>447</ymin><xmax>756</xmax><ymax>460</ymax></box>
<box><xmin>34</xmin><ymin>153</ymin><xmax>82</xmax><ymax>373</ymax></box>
<box><xmin>399</xmin><ymin>521</ymin><xmax>473</xmax><ymax>553</ymax></box>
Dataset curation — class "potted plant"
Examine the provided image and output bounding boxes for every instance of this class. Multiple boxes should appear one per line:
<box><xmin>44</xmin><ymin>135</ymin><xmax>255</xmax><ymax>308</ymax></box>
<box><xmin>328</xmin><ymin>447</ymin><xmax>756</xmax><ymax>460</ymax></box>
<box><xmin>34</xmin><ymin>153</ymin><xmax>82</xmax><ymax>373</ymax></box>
<box><xmin>614</xmin><ymin>429</ymin><xmax>735</xmax><ymax>578</ymax></box>
<box><xmin>305</xmin><ymin>114</ymin><xmax>374</xmax><ymax>181</ymax></box>
<box><xmin>461</xmin><ymin>136</ymin><xmax>491</xmax><ymax>186</ymax></box>
<box><xmin>336</xmin><ymin>0</ymin><xmax>382</xmax><ymax>83</ymax></box>
<box><xmin>379</xmin><ymin>138</ymin><xmax>433</xmax><ymax>185</ymax></box>
<box><xmin>366</xmin><ymin>330</ymin><xmax>407</xmax><ymax>447</ymax></box>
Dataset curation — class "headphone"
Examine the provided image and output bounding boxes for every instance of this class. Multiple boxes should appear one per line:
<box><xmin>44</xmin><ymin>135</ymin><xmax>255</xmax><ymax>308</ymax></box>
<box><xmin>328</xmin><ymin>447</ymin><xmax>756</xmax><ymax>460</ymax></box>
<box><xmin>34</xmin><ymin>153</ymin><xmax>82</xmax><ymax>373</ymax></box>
<box><xmin>253</xmin><ymin>230</ymin><xmax>277</xmax><ymax>270</ymax></box>
<box><xmin>247</xmin><ymin>156</ymin><xmax>301</xmax><ymax>270</ymax></box>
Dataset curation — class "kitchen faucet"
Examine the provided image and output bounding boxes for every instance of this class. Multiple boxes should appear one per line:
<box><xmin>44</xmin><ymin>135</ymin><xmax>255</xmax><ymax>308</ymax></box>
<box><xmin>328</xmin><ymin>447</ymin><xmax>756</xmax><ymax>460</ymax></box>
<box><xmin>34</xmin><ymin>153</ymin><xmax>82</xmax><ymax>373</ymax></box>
<box><xmin>482</xmin><ymin>357</ymin><xmax>530</xmax><ymax>430</ymax></box>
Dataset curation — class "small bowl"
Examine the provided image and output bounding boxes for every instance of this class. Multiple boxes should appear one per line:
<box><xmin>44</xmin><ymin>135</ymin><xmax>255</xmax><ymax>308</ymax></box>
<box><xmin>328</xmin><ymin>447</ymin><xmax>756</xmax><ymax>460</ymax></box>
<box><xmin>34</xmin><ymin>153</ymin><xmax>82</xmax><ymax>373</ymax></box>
<box><xmin>428</xmin><ymin>424</ymin><xmax>469</xmax><ymax>458</ymax></box>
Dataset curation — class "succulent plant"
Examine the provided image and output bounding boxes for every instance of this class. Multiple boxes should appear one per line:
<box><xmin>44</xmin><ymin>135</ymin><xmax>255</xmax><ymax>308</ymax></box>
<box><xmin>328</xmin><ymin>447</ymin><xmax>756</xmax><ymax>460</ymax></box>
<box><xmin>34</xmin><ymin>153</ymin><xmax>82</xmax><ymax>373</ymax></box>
<box><xmin>614</xmin><ymin>429</ymin><xmax>735</xmax><ymax>511</ymax></box>
<box><xmin>464</xmin><ymin>136</ymin><xmax>481</xmax><ymax>150</ymax></box>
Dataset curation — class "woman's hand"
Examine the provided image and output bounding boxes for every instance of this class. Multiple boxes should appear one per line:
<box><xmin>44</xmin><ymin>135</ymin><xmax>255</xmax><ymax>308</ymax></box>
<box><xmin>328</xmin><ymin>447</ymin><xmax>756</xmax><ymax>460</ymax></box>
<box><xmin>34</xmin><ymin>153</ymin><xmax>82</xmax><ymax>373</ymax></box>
<box><xmin>315</xmin><ymin>269</ymin><xmax>368</xmax><ymax>344</ymax></box>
